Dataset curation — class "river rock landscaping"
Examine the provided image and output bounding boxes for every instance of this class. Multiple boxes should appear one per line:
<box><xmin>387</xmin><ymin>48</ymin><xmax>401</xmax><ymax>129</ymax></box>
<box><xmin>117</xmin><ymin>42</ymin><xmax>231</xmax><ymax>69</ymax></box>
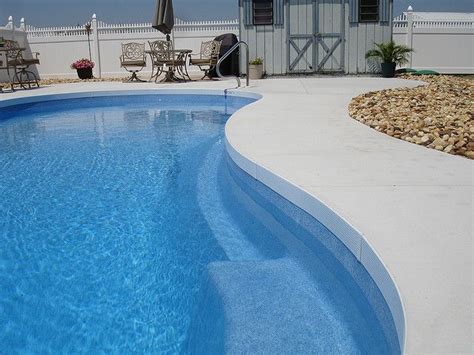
<box><xmin>349</xmin><ymin>75</ymin><xmax>473</xmax><ymax>159</ymax></box>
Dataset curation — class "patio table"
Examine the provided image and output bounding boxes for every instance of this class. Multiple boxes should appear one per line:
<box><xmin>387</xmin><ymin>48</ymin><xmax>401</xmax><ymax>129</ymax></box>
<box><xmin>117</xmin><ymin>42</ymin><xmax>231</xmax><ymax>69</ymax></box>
<box><xmin>145</xmin><ymin>48</ymin><xmax>192</xmax><ymax>83</ymax></box>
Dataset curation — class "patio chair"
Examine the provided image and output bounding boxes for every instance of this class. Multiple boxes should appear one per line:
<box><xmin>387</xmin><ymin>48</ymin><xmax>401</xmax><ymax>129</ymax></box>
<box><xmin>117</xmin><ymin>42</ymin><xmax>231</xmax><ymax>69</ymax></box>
<box><xmin>120</xmin><ymin>42</ymin><xmax>147</xmax><ymax>82</ymax></box>
<box><xmin>4</xmin><ymin>40</ymin><xmax>40</xmax><ymax>90</ymax></box>
<box><xmin>190</xmin><ymin>40</ymin><xmax>222</xmax><ymax>79</ymax></box>
<box><xmin>148</xmin><ymin>40</ymin><xmax>173</xmax><ymax>82</ymax></box>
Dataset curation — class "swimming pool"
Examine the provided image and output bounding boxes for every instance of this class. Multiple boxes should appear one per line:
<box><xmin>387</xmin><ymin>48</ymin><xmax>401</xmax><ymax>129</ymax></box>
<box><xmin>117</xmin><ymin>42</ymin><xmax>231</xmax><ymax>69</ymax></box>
<box><xmin>0</xmin><ymin>92</ymin><xmax>400</xmax><ymax>353</ymax></box>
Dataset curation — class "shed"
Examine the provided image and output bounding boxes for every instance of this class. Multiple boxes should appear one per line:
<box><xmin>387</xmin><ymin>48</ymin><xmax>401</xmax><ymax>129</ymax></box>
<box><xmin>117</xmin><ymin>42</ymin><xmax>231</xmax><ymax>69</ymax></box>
<box><xmin>238</xmin><ymin>0</ymin><xmax>393</xmax><ymax>75</ymax></box>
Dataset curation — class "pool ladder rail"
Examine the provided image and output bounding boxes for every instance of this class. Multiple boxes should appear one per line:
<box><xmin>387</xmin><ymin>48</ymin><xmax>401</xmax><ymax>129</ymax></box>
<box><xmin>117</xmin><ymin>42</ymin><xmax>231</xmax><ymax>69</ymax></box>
<box><xmin>216</xmin><ymin>41</ymin><xmax>250</xmax><ymax>88</ymax></box>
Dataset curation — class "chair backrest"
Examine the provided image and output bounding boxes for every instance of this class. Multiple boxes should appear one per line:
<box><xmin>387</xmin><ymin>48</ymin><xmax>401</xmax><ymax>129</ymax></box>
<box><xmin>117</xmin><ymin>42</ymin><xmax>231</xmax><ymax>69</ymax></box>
<box><xmin>200</xmin><ymin>40</ymin><xmax>222</xmax><ymax>62</ymax></box>
<box><xmin>3</xmin><ymin>40</ymin><xmax>22</xmax><ymax>60</ymax></box>
<box><xmin>121</xmin><ymin>42</ymin><xmax>145</xmax><ymax>61</ymax></box>
<box><xmin>148</xmin><ymin>40</ymin><xmax>172</xmax><ymax>61</ymax></box>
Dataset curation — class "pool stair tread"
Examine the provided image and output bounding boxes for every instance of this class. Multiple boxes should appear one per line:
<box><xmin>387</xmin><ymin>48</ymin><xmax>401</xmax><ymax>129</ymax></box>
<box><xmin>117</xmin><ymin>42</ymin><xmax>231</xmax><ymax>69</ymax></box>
<box><xmin>187</xmin><ymin>258</ymin><xmax>395</xmax><ymax>354</ymax></box>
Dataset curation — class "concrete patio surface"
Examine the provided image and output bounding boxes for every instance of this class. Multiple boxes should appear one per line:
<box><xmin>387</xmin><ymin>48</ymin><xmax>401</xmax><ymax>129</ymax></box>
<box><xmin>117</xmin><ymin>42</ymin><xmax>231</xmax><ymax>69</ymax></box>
<box><xmin>1</xmin><ymin>77</ymin><xmax>472</xmax><ymax>354</ymax></box>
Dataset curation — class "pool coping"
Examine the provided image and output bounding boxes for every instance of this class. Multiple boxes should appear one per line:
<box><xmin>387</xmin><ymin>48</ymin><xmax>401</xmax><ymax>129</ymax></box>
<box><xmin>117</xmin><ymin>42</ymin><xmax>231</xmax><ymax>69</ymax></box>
<box><xmin>1</xmin><ymin>79</ymin><xmax>472</xmax><ymax>354</ymax></box>
<box><xmin>0</xmin><ymin>88</ymin><xmax>261</xmax><ymax>108</ymax></box>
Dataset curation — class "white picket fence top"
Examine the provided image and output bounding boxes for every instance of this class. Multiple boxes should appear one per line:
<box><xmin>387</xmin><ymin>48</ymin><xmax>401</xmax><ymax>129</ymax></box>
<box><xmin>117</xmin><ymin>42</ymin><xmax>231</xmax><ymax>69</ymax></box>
<box><xmin>25</xmin><ymin>24</ymin><xmax>88</xmax><ymax>37</ymax></box>
<box><xmin>24</xmin><ymin>18</ymin><xmax>239</xmax><ymax>38</ymax></box>
<box><xmin>394</xmin><ymin>11</ymin><xmax>474</xmax><ymax>29</ymax></box>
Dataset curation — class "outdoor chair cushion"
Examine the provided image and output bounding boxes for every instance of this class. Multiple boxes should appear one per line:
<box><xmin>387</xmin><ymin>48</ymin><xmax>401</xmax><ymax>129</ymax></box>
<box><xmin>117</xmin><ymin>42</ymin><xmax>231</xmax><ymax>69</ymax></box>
<box><xmin>8</xmin><ymin>58</ymin><xmax>40</xmax><ymax>66</ymax></box>
<box><xmin>190</xmin><ymin>58</ymin><xmax>211</xmax><ymax>65</ymax></box>
<box><xmin>121</xmin><ymin>60</ymin><xmax>146</xmax><ymax>66</ymax></box>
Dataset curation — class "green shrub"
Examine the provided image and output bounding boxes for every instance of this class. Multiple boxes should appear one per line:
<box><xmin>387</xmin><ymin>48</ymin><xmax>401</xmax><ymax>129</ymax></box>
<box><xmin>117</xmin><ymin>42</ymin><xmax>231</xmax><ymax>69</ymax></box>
<box><xmin>366</xmin><ymin>41</ymin><xmax>413</xmax><ymax>65</ymax></box>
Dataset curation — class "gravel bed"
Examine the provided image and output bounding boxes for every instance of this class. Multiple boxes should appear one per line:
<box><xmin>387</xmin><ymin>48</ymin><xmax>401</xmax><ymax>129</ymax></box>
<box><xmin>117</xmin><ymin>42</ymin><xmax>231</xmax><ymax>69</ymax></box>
<box><xmin>349</xmin><ymin>75</ymin><xmax>473</xmax><ymax>159</ymax></box>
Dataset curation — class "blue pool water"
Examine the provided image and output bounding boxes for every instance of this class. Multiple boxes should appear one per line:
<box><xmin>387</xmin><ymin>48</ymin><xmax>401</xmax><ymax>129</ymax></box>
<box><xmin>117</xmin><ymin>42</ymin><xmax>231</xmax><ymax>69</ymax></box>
<box><xmin>0</xmin><ymin>94</ymin><xmax>400</xmax><ymax>354</ymax></box>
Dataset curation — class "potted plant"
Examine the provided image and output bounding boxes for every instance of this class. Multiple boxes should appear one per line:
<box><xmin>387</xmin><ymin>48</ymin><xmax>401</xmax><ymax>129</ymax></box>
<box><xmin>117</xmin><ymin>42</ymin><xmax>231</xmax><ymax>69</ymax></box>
<box><xmin>365</xmin><ymin>41</ymin><xmax>413</xmax><ymax>78</ymax></box>
<box><xmin>71</xmin><ymin>58</ymin><xmax>95</xmax><ymax>79</ymax></box>
<box><xmin>248</xmin><ymin>57</ymin><xmax>264</xmax><ymax>80</ymax></box>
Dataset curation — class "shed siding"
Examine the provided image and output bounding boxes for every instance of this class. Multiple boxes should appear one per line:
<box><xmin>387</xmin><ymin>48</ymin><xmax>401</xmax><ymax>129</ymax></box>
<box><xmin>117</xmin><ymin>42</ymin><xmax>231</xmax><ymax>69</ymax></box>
<box><xmin>380</xmin><ymin>0</ymin><xmax>390</xmax><ymax>23</ymax></box>
<box><xmin>344</xmin><ymin>1</ymin><xmax>393</xmax><ymax>73</ymax></box>
<box><xmin>274</xmin><ymin>0</ymin><xmax>285</xmax><ymax>25</ymax></box>
<box><xmin>349</xmin><ymin>0</ymin><xmax>359</xmax><ymax>23</ymax></box>
<box><xmin>240</xmin><ymin>0</ymin><xmax>392</xmax><ymax>75</ymax></box>
<box><xmin>240</xmin><ymin>1</ymin><xmax>287</xmax><ymax>75</ymax></box>
<box><xmin>243</xmin><ymin>0</ymin><xmax>253</xmax><ymax>26</ymax></box>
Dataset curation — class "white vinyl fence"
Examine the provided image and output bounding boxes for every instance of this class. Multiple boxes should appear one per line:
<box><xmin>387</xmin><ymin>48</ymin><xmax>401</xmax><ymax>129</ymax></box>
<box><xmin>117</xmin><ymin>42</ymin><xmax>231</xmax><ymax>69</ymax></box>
<box><xmin>1</xmin><ymin>15</ymin><xmax>239</xmax><ymax>80</ymax></box>
<box><xmin>393</xmin><ymin>8</ymin><xmax>474</xmax><ymax>74</ymax></box>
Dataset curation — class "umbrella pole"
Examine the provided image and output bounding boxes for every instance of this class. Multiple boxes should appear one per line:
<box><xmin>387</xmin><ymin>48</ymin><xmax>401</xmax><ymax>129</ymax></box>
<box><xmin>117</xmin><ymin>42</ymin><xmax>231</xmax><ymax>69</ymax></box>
<box><xmin>161</xmin><ymin>30</ymin><xmax>177</xmax><ymax>83</ymax></box>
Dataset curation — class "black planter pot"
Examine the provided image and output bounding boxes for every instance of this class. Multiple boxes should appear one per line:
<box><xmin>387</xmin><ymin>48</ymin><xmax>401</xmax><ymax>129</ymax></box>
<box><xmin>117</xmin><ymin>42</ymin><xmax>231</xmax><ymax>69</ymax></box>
<box><xmin>381</xmin><ymin>62</ymin><xmax>396</xmax><ymax>78</ymax></box>
<box><xmin>76</xmin><ymin>68</ymin><xmax>93</xmax><ymax>80</ymax></box>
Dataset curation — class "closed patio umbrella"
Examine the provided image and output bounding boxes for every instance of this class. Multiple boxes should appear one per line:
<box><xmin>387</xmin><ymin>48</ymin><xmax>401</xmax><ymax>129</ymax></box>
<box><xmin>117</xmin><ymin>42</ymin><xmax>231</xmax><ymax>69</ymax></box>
<box><xmin>152</xmin><ymin>0</ymin><xmax>174</xmax><ymax>40</ymax></box>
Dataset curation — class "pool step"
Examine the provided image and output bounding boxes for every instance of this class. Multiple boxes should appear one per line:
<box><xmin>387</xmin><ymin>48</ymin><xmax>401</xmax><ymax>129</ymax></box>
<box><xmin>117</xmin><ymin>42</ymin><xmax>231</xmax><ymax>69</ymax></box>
<box><xmin>187</xmin><ymin>258</ymin><xmax>363</xmax><ymax>354</ymax></box>
<box><xmin>197</xmin><ymin>139</ymin><xmax>286</xmax><ymax>261</ymax></box>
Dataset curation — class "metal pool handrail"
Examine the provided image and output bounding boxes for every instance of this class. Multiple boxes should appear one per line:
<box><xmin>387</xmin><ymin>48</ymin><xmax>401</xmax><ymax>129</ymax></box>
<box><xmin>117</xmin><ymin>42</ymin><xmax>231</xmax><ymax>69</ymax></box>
<box><xmin>216</xmin><ymin>41</ymin><xmax>250</xmax><ymax>88</ymax></box>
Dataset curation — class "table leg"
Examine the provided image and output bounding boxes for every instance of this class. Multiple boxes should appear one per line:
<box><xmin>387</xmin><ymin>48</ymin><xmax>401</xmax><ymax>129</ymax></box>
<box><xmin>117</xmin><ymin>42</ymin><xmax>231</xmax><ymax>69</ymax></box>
<box><xmin>160</xmin><ymin>68</ymin><xmax>176</xmax><ymax>82</ymax></box>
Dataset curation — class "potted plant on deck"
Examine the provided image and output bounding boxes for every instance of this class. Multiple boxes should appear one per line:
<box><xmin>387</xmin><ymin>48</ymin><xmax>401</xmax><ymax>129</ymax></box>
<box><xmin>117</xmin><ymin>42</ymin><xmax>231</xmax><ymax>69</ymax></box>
<box><xmin>248</xmin><ymin>57</ymin><xmax>264</xmax><ymax>80</ymax></box>
<box><xmin>71</xmin><ymin>58</ymin><xmax>95</xmax><ymax>79</ymax></box>
<box><xmin>365</xmin><ymin>41</ymin><xmax>413</xmax><ymax>78</ymax></box>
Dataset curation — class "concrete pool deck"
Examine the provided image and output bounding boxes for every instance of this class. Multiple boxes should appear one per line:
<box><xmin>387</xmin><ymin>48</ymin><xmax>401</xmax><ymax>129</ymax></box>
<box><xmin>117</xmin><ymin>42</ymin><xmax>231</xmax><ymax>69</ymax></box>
<box><xmin>1</xmin><ymin>77</ymin><xmax>472</xmax><ymax>354</ymax></box>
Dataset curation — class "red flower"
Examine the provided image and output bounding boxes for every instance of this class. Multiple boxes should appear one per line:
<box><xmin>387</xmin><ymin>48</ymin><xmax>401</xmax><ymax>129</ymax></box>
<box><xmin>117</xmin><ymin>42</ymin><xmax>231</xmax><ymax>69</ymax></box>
<box><xmin>71</xmin><ymin>59</ymin><xmax>95</xmax><ymax>70</ymax></box>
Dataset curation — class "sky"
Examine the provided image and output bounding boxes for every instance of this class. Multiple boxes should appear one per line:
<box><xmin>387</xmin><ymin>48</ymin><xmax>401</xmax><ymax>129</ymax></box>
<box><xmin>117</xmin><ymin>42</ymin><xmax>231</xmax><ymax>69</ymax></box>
<box><xmin>1</xmin><ymin>0</ymin><xmax>473</xmax><ymax>27</ymax></box>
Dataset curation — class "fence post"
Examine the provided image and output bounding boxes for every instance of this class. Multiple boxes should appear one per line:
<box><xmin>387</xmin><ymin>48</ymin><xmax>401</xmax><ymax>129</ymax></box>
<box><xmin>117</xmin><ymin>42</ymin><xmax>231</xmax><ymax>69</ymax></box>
<box><xmin>6</xmin><ymin>16</ymin><xmax>15</xmax><ymax>41</ymax></box>
<box><xmin>91</xmin><ymin>13</ymin><xmax>102</xmax><ymax>78</ymax></box>
<box><xmin>6</xmin><ymin>15</ymin><xmax>13</xmax><ymax>29</ymax></box>
<box><xmin>20</xmin><ymin>18</ymin><xmax>25</xmax><ymax>31</ymax></box>
<box><xmin>406</xmin><ymin>6</ymin><xmax>414</xmax><ymax>68</ymax></box>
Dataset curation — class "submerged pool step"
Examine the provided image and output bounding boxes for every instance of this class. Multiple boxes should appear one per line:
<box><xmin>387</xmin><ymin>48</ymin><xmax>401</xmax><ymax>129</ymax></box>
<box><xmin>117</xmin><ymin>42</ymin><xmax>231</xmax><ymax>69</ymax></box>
<box><xmin>188</xmin><ymin>258</ymin><xmax>365</xmax><ymax>354</ymax></box>
<box><xmin>197</xmin><ymin>139</ymin><xmax>287</xmax><ymax>261</ymax></box>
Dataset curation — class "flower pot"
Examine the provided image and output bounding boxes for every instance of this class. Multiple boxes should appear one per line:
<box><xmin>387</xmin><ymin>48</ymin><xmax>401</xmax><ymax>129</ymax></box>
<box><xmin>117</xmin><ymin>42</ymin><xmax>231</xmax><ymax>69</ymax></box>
<box><xmin>248</xmin><ymin>64</ymin><xmax>263</xmax><ymax>80</ymax></box>
<box><xmin>76</xmin><ymin>68</ymin><xmax>93</xmax><ymax>80</ymax></box>
<box><xmin>381</xmin><ymin>62</ymin><xmax>396</xmax><ymax>78</ymax></box>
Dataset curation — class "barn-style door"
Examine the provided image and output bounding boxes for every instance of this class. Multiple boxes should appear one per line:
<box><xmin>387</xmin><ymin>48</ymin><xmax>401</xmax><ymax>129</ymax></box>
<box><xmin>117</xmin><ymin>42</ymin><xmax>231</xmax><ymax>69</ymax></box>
<box><xmin>287</xmin><ymin>0</ymin><xmax>345</xmax><ymax>73</ymax></box>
